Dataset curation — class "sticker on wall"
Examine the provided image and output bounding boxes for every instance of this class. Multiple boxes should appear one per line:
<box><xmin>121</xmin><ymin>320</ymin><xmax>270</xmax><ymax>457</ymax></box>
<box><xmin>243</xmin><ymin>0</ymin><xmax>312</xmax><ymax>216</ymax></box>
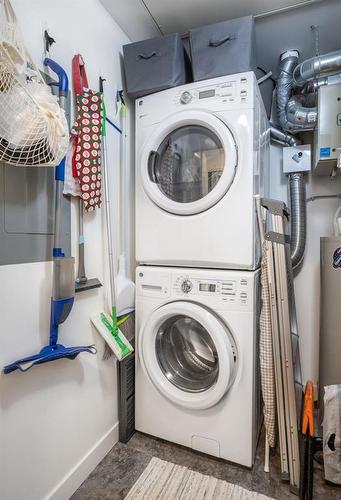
<box><xmin>332</xmin><ymin>247</ymin><xmax>341</xmax><ymax>269</ymax></box>
<box><xmin>320</xmin><ymin>147</ymin><xmax>331</xmax><ymax>158</ymax></box>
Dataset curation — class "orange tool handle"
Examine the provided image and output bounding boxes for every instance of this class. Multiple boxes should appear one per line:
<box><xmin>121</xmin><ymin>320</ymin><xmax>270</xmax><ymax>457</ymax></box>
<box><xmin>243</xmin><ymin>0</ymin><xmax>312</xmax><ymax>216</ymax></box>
<box><xmin>302</xmin><ymin>380</ymin><xmax>315</xmax><ymax>437</ymax></box>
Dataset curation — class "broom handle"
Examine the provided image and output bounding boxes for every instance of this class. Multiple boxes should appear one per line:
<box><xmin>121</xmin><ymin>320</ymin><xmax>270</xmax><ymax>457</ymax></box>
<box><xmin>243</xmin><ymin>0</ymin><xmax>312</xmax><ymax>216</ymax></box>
<box><xmin>100</xmin><ymin>77</ymin><xmax>116</xmax><ymax>311</ymax></box>
<box><xmin>121</xmin><ymin>107</ymin><xmax>131</xmax><ymax>277</ymax></box>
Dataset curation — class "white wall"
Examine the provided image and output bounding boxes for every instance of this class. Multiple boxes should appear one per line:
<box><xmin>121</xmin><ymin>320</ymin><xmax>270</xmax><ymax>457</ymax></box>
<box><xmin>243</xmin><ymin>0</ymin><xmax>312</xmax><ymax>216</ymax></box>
<box><xmin>0</xmin><ymin>1</ymin><xmax>131</xmax><ymax>499</ymax></box>
<box><xmin>270</xmin><ymin>144</ymin><xmax>341</xmax><ymax>386</ymax></box>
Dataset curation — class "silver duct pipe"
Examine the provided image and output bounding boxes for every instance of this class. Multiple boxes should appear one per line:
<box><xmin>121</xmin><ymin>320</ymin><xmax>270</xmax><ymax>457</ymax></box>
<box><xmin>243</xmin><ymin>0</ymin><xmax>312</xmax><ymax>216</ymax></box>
<box><xmin>277</xmin><ymin>49</ymin><xmax>341</xmax><ymax>132</ymax></box>
<box><xmin>293</xmin><ymin>49</ymin><xmax>341</xmax><ymax>86</ymax></box>
<box><xmin>269</xmin><ymin>125</ymin><xmax>306</xmax><ymax>269</ymax></box>
<box><xmin>275</xmin><ymin>50</ymin><xmax>341</xmax><ymax>268</ymax></box>
<box><xmin>286</xmin><ymin>95</ymin><xmax>317</xmax><ymax>129</ymax></box>
<box><xmin>270</xmin><ymin>123</ymin><xmax>301</xmax><ymax>147</ymax></box>
<box><xmin>313</xmin><ymin>73</ymin><xmax>341</xmax><ymax>88</ymax></box>
<box><xmin>289</xmin><ymin>173</ymin><xmax>306</xmax><ymax>269</ymax></box>
<box><xmin>276</xmin><ymin>50</ymin><xmax>318</xmax><ymax>132</ymax></box>
<box><xmin>276</xmin><ymin>50</ymin><xmax>299</xmax><ymax>131</ymax></box>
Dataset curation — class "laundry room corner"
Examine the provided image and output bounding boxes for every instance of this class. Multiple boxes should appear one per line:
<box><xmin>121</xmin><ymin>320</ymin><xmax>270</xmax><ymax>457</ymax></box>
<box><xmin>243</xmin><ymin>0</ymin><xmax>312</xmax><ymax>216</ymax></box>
<box><xmin>0</xmin><ymin>1</ymin><xmax>134</xmax><ymax>500</ymax></box>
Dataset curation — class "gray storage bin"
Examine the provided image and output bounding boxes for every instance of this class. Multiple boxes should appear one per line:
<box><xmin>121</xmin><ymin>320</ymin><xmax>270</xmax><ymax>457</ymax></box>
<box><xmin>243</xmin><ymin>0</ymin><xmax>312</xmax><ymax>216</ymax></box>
<box><xmin>123</xmin><ymin>33</ymin><xmax>188</xmax><ymax>99</ymax></box>
<box><xmin>190</xmin><ymin>16</ymin><xmax>256</xmax><ymax>81</ymax></box>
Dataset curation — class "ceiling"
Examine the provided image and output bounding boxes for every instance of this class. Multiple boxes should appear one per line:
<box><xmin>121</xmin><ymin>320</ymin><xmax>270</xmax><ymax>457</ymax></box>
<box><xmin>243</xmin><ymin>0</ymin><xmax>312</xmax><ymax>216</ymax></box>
<box><xmin>101</xmin><ymin>0</ymin><xmax>341</xmax><ymax>76</ymax></box>
<box><xmin>141</xmin><ymin>0</ymin><xmax>320</xmax><ymax>34</ymax></box>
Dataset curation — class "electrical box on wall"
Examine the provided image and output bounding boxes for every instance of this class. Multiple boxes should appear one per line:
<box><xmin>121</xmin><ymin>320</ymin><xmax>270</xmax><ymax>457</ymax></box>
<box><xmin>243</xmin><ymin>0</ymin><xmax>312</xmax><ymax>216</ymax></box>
<box><xmin>314</xmin><ymin>83</ymin><xmax>341</xmax><ymax>175</ymax></box>
<box><xmin>283</xmin><ymin>144</ymin><xmax>311</xmax><ymax>174</ymax></box>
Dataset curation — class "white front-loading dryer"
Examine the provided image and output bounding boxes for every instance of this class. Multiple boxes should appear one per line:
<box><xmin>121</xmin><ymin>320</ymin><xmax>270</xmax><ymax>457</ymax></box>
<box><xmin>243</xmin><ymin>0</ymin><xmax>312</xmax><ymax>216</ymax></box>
<box><xmin>135</xmin><ymin>72</ymin><xmax>269</xmax><ymax>270</ymax></box>
<box><xmin>135</xmin><ymin>266</ymin><xmax>261</xmax><ymax>467</ymax></box>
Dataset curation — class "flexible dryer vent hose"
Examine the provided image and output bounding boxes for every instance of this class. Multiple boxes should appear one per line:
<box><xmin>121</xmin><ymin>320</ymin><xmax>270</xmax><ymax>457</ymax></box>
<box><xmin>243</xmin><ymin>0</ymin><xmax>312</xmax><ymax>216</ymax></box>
<box><xmin>276</xmin><ymin>51</ymin><xmax>317</xmax><ymax>132</ymax></box>
<box><xmin>289</xmin><ymin>172</ymin><xmax>306</xmax><ymax>269</ymax></box>
<box><xmin>269</xmin><ymin>126</ymin><xmax>306</xmax><ymax>270</ymax></box>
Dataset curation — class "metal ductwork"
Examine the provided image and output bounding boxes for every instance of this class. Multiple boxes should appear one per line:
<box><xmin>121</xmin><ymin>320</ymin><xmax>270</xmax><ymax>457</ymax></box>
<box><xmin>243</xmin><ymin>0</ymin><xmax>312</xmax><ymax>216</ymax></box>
<box><xmin>274</xmin><ymin>49</ymin><xmax>341</xmax><ymax>269</ymax></box>
<box><xmin>289</xmin><ymin>173</ymin><xmax>306</xmax><ymax>269</ymax></box>
<box><xmin>276</xmin><ymin>49</ymin><xmax>341</xmax><ymax>133</ymax></box>
<box><xmin>276</xmin><ymin>50</ymin><xmax>317</xmax><ymax>132</ymax></box>
<box><xmin>269</xmin><ymin>125</ymin><xmax>306</xmax><ymax>269</ymax></box>
<box><xmin>286</xmin><ymin>95</ymin><xmax>318</xmax><ymax>129</ymax></box>
<box><xmin>293</xmin><ymin>49</ymin><xmax>341</xmax><ymax>87</ymax></box>
<box><xmin>276</xmin><ymin>51</ymin><xmax>300</xmax><ymax>131</ymax></box>
<box><xmin>313</xmin><ymin>73</ymin><xmax>341</xmax><ymax>88</ymax></box>
<box><xmin>274</xmin><ymin>49</ymin><xmax>341</xmax><ymax>268</ymax></box>
<box><xmin>270</xmin><ymin>123</ymin><xmax>301</xmax><ymax>147</ymax></box>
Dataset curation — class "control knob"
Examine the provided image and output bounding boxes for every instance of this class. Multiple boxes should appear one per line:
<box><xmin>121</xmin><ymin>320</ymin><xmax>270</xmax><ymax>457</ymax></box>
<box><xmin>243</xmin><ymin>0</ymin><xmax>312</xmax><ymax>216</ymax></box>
<box><xmin>181</xmin><ymin>279</ymin><xmax>193</xmax><ymax>294</ymax></box>
<box><xmin>180</xmin><ymin>91</ymin><xmax>192</xmax><ymax>104</ymax></box>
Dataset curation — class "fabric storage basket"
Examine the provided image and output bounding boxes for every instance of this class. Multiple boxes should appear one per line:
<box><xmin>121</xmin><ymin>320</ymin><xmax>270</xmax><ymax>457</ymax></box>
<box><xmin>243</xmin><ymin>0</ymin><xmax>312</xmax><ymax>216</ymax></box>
<box><xmin>123</xmin><ymin>33</ymin><xmax>188</xmax><ymax>99</ymax></box>
<box><xmin>190</xmin><ymin>16</ymin><xmax>256</xmax><ymax>81</ymax></box>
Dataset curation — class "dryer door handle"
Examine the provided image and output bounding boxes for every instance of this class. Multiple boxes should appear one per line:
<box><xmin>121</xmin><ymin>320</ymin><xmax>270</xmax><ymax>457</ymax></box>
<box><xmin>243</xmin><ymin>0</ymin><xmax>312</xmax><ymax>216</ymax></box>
<box><xmin>148</xmin><ymin>150</ymin><xmax>159</xmax><ymax>183</ymax></box>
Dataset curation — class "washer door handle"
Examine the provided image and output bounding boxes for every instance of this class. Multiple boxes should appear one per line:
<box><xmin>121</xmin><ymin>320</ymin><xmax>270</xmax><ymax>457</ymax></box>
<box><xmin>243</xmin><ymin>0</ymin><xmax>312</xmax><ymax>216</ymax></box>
<box><xmin>148</xmin><ymin>150</ymin><xmax>159</xmax><ymax>183</ymax></box>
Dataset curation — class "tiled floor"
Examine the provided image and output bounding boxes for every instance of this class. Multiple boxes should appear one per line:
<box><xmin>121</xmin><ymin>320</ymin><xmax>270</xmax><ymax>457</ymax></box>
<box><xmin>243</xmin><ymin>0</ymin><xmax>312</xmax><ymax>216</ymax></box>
<box><xmin>72</xmin><ymin>430</ymin><xmax>340</xmax><ymax>500</ymax></box>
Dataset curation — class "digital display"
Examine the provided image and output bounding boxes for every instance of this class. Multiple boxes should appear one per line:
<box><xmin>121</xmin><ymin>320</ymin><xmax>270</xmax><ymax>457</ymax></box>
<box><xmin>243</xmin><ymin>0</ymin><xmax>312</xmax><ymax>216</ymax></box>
<box><xmin>199</xmin><ymin>283</ymin><xmax>216</xmax><ymax>292</ymax></box>
<box><xmin>199</xmin><ymin>89</ymin><xmax>215</xmax><ymax>99</ymax></box>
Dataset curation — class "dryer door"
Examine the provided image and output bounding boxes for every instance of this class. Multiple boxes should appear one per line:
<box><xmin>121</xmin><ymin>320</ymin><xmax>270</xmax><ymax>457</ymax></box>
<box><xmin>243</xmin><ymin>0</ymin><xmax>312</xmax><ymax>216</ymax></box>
<box><xmin>139</xmin><ymin>301</ymin><xmax>237</xmax><ymax>410</ymax></box>
<box><xmin>140</xmin><ymin>110</ymin><xmax>237</xmax><ymax>215</ymax></box>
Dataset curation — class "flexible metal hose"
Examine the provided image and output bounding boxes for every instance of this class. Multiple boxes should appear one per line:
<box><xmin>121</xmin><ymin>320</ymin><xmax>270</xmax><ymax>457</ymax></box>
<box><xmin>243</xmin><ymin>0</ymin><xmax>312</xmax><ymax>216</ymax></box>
<box><xmin>269</xmin><ymin>126</ymin><xmax>306</xmax><ymax>269</ymax></box>
<box><xmin>277</xmin><ymin>49</ymin><xmax>341</xmax><ymax>132</ymax></box>
<box><xmin>289</xmin><ymin>173</ymin><xmax>306</xmax><ymax>269</ymax></box>
<box><xmin>276</xmin><ymin>51</ymin><xmax>299</xmax><ymax>131</ymax></box>
<box><xmin>270</xmin><ymin>124</ymin><xmax>301</xmax><ymax>147</ymax></box>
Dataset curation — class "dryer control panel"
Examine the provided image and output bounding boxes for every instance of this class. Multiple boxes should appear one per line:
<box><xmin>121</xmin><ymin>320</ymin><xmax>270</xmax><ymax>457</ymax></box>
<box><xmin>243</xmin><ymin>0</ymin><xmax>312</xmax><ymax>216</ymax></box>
<box><xmin>174</xmin><ymin>74</ymin><xmax>251</xmax><ymax>108</ymax></box>
<box><xmin>136</xmin><ymin>72</ymin><xmax>257</xmax><ymax>126</ymax></box>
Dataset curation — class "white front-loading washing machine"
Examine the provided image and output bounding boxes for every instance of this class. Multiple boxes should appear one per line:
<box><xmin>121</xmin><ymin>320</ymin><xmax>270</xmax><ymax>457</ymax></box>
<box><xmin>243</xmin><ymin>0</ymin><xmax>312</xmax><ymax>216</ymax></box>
<box><xmin>135</xmin><ymin>266</ymin><xmax>261</xmax><ymax>467</ymax></box>
<box><xmin>135</xmin><ymin>72</ymin><xmax>269</xmax><ymax>270</ymax></box>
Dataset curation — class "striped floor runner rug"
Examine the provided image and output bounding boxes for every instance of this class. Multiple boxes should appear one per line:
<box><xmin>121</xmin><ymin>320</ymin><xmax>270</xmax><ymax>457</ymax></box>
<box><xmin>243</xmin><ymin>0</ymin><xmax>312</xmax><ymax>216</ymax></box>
<box><xmin>125</xmin><ymin>457</ymin><xmax>274</xmax><ymax>500</ymax></box>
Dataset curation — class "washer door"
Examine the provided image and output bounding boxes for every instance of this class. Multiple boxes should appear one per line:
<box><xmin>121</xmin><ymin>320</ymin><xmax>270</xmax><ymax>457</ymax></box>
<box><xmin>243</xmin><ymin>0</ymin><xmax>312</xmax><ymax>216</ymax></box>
<box><xmin>139</xmin><ymin>301</ymin><xmax>237</xmax><ymax>410</ymax></box>
<box><xmin>141</xmin><ymin>110</ymin><xmax>237</xmax><ymax>215</ymax></box>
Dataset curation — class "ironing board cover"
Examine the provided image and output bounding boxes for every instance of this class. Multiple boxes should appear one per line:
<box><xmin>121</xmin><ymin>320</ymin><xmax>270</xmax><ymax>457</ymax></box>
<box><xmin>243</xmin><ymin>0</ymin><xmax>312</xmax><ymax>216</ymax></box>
<box><xmin>71</xmin><ymin>54</ymin><xmax>103</xmax><ymax>211</ymax></box>
<box><xmin>260</xmin><ymin>240</ymin><xmax>276</xmax><ymax>448</ymax></box>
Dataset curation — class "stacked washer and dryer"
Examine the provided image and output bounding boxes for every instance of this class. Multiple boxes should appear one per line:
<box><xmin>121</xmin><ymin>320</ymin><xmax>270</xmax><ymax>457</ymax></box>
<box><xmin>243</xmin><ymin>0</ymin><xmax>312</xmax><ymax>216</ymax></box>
<box><xmin>134</xmin><ymin>72</ymin><xmax>270</xmax><ymax>467</ymax></box>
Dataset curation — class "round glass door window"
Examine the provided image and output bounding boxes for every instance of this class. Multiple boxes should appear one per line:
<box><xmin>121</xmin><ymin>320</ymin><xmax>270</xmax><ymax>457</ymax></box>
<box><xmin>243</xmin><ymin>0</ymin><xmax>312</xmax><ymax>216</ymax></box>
<box><xmin>149</xmin><ymin>125</ymin><xmax>225</xmax><ymax>203</ymax></box>
<box><xmin>155</xmin><ymin>314</ymin><xmax>219</xmax><ymax>393</ymax></box>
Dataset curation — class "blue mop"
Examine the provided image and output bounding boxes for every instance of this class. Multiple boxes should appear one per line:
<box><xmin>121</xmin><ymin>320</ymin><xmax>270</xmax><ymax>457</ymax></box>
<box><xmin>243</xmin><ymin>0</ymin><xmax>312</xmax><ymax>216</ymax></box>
<box><xmin>3</xmin><ymin>59</ymin><xmax>96</xmax><ymax>374</ymax></box>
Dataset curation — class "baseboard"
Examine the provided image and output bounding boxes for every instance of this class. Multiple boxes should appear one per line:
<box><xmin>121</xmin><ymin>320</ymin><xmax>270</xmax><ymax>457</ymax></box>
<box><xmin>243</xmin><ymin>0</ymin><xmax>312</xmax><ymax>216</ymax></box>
<box><xmin>45</xmin><ymin>422</ymin><xmax>119</xmax><ymax>500</ymax></box>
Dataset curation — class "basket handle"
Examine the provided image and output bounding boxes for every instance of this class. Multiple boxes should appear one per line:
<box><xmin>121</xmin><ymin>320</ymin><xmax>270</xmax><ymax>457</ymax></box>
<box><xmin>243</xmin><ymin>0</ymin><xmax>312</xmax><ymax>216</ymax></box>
<box><xmin>3</xmin><ymin>0</ymin><xmax>17</xmax><ymax>25</ymax></box>
<box><xmin>209</xmin><ymin>34</ymin><xmax>237</xmax><ymax>47</ymax></box>
<box><xmin>137</xmin><ymin>51</ymin><xmax>157</xmax><ymax>60</ymax></box>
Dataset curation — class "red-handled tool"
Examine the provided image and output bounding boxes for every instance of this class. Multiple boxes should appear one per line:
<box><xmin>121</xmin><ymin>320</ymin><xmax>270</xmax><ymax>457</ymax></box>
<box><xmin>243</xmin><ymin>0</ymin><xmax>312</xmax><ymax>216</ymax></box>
<box><xmin>300</xmin><ymin>381</ymin><xmax>315</xmax><ymax>500</ymax></box>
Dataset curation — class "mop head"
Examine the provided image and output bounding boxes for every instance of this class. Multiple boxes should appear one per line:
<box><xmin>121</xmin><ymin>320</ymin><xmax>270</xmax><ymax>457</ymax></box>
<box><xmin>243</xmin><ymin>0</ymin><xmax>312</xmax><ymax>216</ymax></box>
<box><xmin>3</xmin><ymin>343</ymin><xmax>97</xmax><ymax>374</ymax></box>
<box><xmin>91</xmin><ymin>308</ymin><xmax>133</xmax><ymax>361</ymax></box>
<box><xmin>102</xmin><ymin>312</ymin><xmax>135</xmax><ymax>360</ymax></box>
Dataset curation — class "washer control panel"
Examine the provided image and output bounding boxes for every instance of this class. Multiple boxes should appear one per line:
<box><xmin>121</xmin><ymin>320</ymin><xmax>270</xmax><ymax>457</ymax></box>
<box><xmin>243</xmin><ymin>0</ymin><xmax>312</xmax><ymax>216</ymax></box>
<box><xmin>173</xmin><ymin>274</ymin><xmax>252</xmax><ymax>307</ymax></box>
<box><xmin>136</xmin><ymin>267</ymin><xmax>257</xmax><ymax>311</ymax></box>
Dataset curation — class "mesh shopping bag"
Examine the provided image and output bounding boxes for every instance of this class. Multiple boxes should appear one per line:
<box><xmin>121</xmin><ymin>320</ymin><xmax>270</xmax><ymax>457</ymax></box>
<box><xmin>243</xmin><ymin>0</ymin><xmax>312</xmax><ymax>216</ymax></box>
<box><xmin>0</xmin><ymin>0</ymin><xmax>69</xmax><ymax>166</ymax></box>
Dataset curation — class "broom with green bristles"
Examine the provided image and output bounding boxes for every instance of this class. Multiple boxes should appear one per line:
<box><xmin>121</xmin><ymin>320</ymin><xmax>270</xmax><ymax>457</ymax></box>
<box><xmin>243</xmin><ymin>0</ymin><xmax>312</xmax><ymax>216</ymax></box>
<box><xmin>90</xmin><ymin>77</ymin><xmax>133</xmax><ymax>361</ymax></box>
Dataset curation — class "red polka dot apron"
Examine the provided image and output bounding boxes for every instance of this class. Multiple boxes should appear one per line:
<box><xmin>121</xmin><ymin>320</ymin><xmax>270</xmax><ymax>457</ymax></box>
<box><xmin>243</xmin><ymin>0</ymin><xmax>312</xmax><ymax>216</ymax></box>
<box><xmin>71</xmin><ymin>54</ymin><xmax>103</xmax><ymax>211</ymax></box>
